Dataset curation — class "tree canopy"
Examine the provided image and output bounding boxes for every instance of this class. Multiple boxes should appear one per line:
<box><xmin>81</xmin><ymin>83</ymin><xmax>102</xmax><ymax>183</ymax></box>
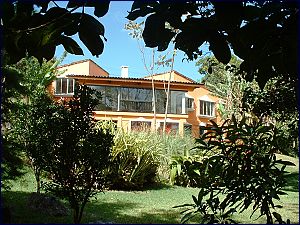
<box><xmin>1</xmin><ymin>1</ymin><xmax>110</xmax><ymax>65</ymax></box>
<box><xmin>126</xmin><ymin>1</ymin><xmax>298</xmax><ymax>88</ymax></box>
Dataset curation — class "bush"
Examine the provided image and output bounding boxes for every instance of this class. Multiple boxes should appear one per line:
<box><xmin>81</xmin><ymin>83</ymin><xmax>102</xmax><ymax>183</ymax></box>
<box><xmin>176</xmin><ymin>115</ymin><xmax>295</xmax><ymax>224</ymax></box>
<box><xmin>97</xmin><ymin>121</ymin><xmax>161</xmax><ymax>190</ymax></box>
<box><xmin>97</xmin><ymin>121</ymin><xmax>201</xmax><ymax>190</ymax></box>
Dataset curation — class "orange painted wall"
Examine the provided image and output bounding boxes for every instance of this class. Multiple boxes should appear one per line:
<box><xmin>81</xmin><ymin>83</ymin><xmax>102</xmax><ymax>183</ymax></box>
<box><xmin>88</xmin><ymin>61</ymin><xmax>109</xmax><ymax>76</ymax></box>
<box><xmin>50</xmin><ymin>60</ymin><xmax>222</xmax><ymax>137</ymax></box>
<box><xmin>186</xmin><ymin>87</ymin><xmax>222</xmax><ymax>137</ymax></box>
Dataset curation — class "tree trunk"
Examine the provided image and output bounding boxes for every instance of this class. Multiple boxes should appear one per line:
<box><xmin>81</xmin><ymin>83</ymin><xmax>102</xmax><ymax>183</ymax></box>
<box><xmin>73</xmin><ymin>206</ymin><xmax>80</xmax><ymax>224</ymax></box>
<box><xmin>163</xmin><ymin>50</ymin><xmax>176</xmax><ymax>132</ymax></box>
<box><xmin>150</xmin><ymin>49</ymin><xmax>157</xmax><ymax>131</ymax></box>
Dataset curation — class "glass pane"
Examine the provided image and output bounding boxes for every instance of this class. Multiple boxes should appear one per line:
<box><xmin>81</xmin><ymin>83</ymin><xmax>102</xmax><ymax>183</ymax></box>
<box><xmin>159</xmin><ymin>122</ymin><xmax>179</xmax><ymax>134</ymax></box>
<box><xmin>62</xmin><ymin>78</ymin><xmax>67</xmax><ymax>94</ymax></box>
<box><xmin>131</xmin><ymin>121</ymin><xmax>151</xmax><ymax>131</ymax></box>
<box><xmin>105</xmin><ymin>86</ymin><xmax>118</xmax><ymax>111</ymax></box>
<box><xmin>55</xmin><ymin>79</ymin><xmax>62</xmax><ymax>94</ymax></box>
<box><xmin>68</xmin><ymin>79</ymin><xmax>74</xmax><ymax>93</ymax></box>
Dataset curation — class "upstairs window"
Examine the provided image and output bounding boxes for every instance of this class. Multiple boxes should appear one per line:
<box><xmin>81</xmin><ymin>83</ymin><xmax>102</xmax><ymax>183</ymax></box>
<box><xmin>55</xmin><ymin>78</ymin><xmax>75</xmax><ymax>95</ymax></box>
<box><xmin>199</xmin><ymin>100</ymin><xmax>215</xmax><ymax>117</ymax></box>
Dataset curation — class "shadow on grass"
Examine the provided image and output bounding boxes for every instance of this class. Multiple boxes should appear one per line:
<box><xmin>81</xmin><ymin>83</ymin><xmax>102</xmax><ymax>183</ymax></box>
<box><xmin>2</xmin><ymin>191</ymin><xmax>72</xmax><ymax>224</ymax></box>
<box><xmin>2</xmin><ymin>190</ymin><xmax>185</xmax><ymax>224</ymax></box>
<box><xmin>83</xmin><ymin>200</ymin><xmax>182</xmax><ymax>224</ymax></box>
<box><xmin>283</xmin><ymin>172</ymin><xmax>299</xmax><ymax>192</ymax></box>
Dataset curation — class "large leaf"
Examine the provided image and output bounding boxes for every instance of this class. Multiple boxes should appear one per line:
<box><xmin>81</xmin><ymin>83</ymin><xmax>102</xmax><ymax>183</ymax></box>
<box><xmin>80</xmin><ymin>14</ymin><xmax>105</xmax><ymax>36</ymax></box>
<box><xmin>213</xmin><ymin>2</ymin><xmax>243</xmax><ymax>31</ymax></box>
<box><xmin>127</xmin><ymin>1</ymin><xmax>157</xmax><ymax>21</ymax></box>
<box><xmin>59</xmin><ymin>35</ymin><xmax>83</xmax><ymax>55</ymax></box>
<box><xmin>79</xmin><ymin>29</ymin><xmax>104</xmax><ymax>57</ymax></box>
<box><xmin>142</xmin><ymin>13</ymin><xmax>165</xmax><ymax>48</ymax></box>
<box><xmin>93</xmin><ymin>1</ymin><xmax>110</xmax><ymax>17</ymax></box>
<box><xmin>78</xmin><ymin>15</ymin><xmax>105</xmax><ymax>56</ymax></box>
<box><xmin>209</xmin><ymin>31</ymin><xmax>231</xmax><ymax>64</ymax></box>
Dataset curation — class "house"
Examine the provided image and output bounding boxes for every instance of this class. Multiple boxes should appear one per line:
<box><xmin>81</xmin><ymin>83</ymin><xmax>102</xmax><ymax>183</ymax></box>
<box><xmin>50</xmin><ymin>59</ymin><xmax>222</xmax><ymax>137</ymax></box>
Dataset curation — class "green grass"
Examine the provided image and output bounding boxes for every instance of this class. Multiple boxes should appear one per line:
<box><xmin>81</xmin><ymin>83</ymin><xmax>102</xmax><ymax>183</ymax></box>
<box><xmin>2</xmin><ymin>154</ymin><xmax>298</xmax><ymax>224</ymax></box>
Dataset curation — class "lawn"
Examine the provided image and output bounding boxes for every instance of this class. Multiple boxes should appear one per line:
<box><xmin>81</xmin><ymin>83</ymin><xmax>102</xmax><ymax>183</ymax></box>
<box><xmin>2</xmin><ymin>154</ymin><xmax>299</xmax><ymax>224</ymax></box>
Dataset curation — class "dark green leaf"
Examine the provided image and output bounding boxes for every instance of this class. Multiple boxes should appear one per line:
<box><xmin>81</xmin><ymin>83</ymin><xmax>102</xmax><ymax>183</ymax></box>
<box><xmin>67</xmin><ymin>0</ymin><xmax>83</xmax><ymax>8</ymax></box>
<box><xmin>142</xmin><ymin>13</ymin><xmax>165</xmax><ymax>48</ymax></box>
<box><xmin>80</xmin><ymin>14</ymin><xmax>105</xmax><ymax>36</ymax></box>
<box><xmin>59</xmin><ymin>35</ymin><xmax>83</xmax><ymax>55</ymax></box>
<box><xmin>79</xmin><ymin>29</ymin><xmax>104</xmax><ymax>57</ymax></box>
<box><xmin>209</xmin><ymin>32</ymin><xmax>231</xmax><ymax>64</ymax></box>
<box><xmin>275</xmin><ymin>160</ymin><xmax>296</xmax><ymax>166</ymax></box>
<box><xmin>243</xmin><ymin>5</ymin><xmax>262</xmax><ymax>21</ymax></box>
<box><xmin>272</xmin><ymin>212</ymin><xmax>282</xmax><ymax>221</ymax></box>
<box><xmin>173</xmin><ymin>203</ymin><xmax>194</xmax><ymax>208</ymax></box>
<box><xmin>192</xmin><ymin>195</ymin><xmax>198</xmax><ymax>205</ymax></box>
<box><xmin>181</xmin><ymin>211</ymin><xmax>194</xmax><ymax>224</ymax></box>
<box><xmin>93</xmin><ymin>1</ymin><xmax>110</xmax><ymax>17</ymax></box>
<box><xmin>213</xmin><ymin>2</ymin><xmax>243</xmax><ymax>31</ymax></box>
<box><xmin>63</xmin><ymin>13</ymin><xmax>81</xmax><ymax>36</ymax></box>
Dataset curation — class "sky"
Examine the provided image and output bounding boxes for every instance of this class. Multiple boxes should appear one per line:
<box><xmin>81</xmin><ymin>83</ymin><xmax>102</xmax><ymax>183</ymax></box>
<box><xmin>54</xmin><ymin>1</ymin><xmax>211</xmax><ymax>82</ymax></box>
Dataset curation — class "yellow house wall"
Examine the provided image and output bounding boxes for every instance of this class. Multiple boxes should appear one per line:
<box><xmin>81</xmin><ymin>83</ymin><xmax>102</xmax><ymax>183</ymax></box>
<box><xmin>145</xmin><ymin>71</ymin><xmax>193</xmax><ymax>83</ymax></box>
<box><xmin>57</xmin><ymin>61</ymin><xmax>90</xmax><ymax>76</ymax></box>
<box><xmin>57</xmin><ymin>61</ymin><xmax>109</xmax><ymax>77</ymax></box>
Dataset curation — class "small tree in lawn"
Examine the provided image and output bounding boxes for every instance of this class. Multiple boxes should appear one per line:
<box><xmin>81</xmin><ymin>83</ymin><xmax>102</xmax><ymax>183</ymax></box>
<box><xmin>42</xmin><ymin>85</ymin><xmax>114</xmax><ymax>224</ymax></box>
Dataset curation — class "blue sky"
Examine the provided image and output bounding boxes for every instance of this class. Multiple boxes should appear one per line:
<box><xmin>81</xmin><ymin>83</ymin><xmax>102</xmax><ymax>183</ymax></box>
<box><xmin>54</xmin><ymin>1</ymin><xmax>211</xmax><ymax>82</ymax></box>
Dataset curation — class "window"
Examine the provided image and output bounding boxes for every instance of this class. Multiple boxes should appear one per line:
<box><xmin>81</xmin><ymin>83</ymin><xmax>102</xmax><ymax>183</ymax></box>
<box><xmin>87</xmin><ymin>85</ymin><xmax>188</xmax><ymax>114</ymax></box>
<box><xmin>199</xmin><ymin>100</ymin><xmax>215</xmax><ymax>117</ymax></box>
<box><xmin>55</xmin><ymin>78</ymin><xmax>75</xmax><ymax>95</ymax></box>
<box><xmin>121</xmin><ymin>87</ymin><xmax>152</xmax><ymax>112</ymax></box>
<box><xmin>131</xmin><ymin>121</ymin><xmax>151</xmax><ymax>131</ymax></box>
<box><xmin>89</xmin><ymin>85</ymin><xmax>118</xmax><ymax>111</ymax></box>
<box><xmin>158</xmin><ymin>122</ymin><xmax>179</xmax><ymax>134</ymax></box>
<box><xmin>184</xmin><ymin>124</ymin><xmax>192</xmax><ymax>135</ymax></box>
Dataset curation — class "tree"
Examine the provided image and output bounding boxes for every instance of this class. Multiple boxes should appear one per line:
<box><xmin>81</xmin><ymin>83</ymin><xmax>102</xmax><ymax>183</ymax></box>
<box><xmin>41</xmin><ymin>85</ymin><xmax>114</xmax><ymax>224</ymax></box>
<box><xmin>125</xmin><ymin>21</ymin><xmax>158</xmax><ymax>131</ymax></box>
<box><xmin>175</xmin><ymin>115</ymin><xmax>295</xmax><ymax>224</ymax></box>
<box><xmin>2</xmin><ymin>55</ymin><xmax>65</xmax><ymax>193</ymax></box>
<box><xmin>242</xmin><ymin>76</ymin><xmax>299</xmax><ymax>156</ymax></box>
<box><xmin>196</xmin><ymin>55</ymin><xmax>258</xmax><ymax>120</ymax></box>
<box><xmin>125</xmin><ymin>20</ymin><xmax>178</xmax><ymax>133</ymax></box>
<box><xmin>1</xmin><ymin>1</ymin><xmax>110</xmax><ymax>65</ymax></box>
<box><xmin>126</xmin><ymin>1</ymin><xmax>298</xmax><ymax>89</ymax></box>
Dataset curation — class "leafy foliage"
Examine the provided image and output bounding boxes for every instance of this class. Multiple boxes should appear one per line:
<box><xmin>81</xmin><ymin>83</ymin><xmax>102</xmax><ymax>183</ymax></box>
<box><xmin>39</xmin><ymin>85</ymin><xmax>114</xmax><ymax>224</ymax></box>
<box><xmin>176</xmin><ymin>115</ymin><xmax>295</xmax><ymax>224</ymax></box>
<box><xmin>196</xmin><ymin>55</ymin><xmax>258</xmax><ymax>120</ymax></box>
<box><xmin>169</xmin><ymin>151</ymin><xmax>207</xmax><ymax>187</ymax></box>
<box><xmin>1</xmin><ymin>1</ymin><xmax>110</xmax><ymax>65</ymax></box>
<box><xmin>174</xmin><ymin>188</ymin><xmax>237</xmax><ymax>224</ymax></box>
<box><xmin>97</xmin><ymin>121</ymin><xmax>160</xmax><ymax>190</ymax></box>
<box><xmin>242</xmin><ymin>76</ymin><xmax>298</xmax><ymax>156</ymax></box>
<box><xmin>1</xmin><ymin>55</ymin><xmax>64</xmax><ymax>190</ymax></box>
<box><xmin>127</xmin><ymin>1</ymin><xmax>298</xmax><ymax>88</ymax></box>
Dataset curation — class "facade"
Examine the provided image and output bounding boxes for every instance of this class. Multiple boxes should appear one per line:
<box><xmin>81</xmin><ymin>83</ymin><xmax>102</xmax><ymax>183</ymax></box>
<box><xmin>50</xmin><ymin>59</ymin><xmax>222</xmax><ymax>137</ymax></box>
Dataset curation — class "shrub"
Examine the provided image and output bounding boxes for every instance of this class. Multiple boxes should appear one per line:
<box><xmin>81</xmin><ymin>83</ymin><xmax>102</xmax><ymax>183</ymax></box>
<box><xmin>176</xmin><ymin>115</ymin><xmax>295</xmax><ymax>224</ymax></box>
<box><xmin>97</xmin><ymin>121</ymin><xmax>161</xmax><ymax>190</ymax></box>
<box><xmin>40</xmin><ymin>85</ymin><xmax>114</xmax><ymax>224</ymax></box>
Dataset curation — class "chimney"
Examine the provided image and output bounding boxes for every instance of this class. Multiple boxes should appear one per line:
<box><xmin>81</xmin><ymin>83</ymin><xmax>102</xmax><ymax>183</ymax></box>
<box><xmin>121</xmin><ymin>66</ymin><xmax>128</xmax><ymax>78</ymax></box>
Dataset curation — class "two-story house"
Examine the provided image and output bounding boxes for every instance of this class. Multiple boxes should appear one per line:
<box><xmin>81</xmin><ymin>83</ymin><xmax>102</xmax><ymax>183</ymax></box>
<box><xmin>50</xmin><ymin>59</ymin><xmax>221</xmax><ymax>137</ymax></box>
